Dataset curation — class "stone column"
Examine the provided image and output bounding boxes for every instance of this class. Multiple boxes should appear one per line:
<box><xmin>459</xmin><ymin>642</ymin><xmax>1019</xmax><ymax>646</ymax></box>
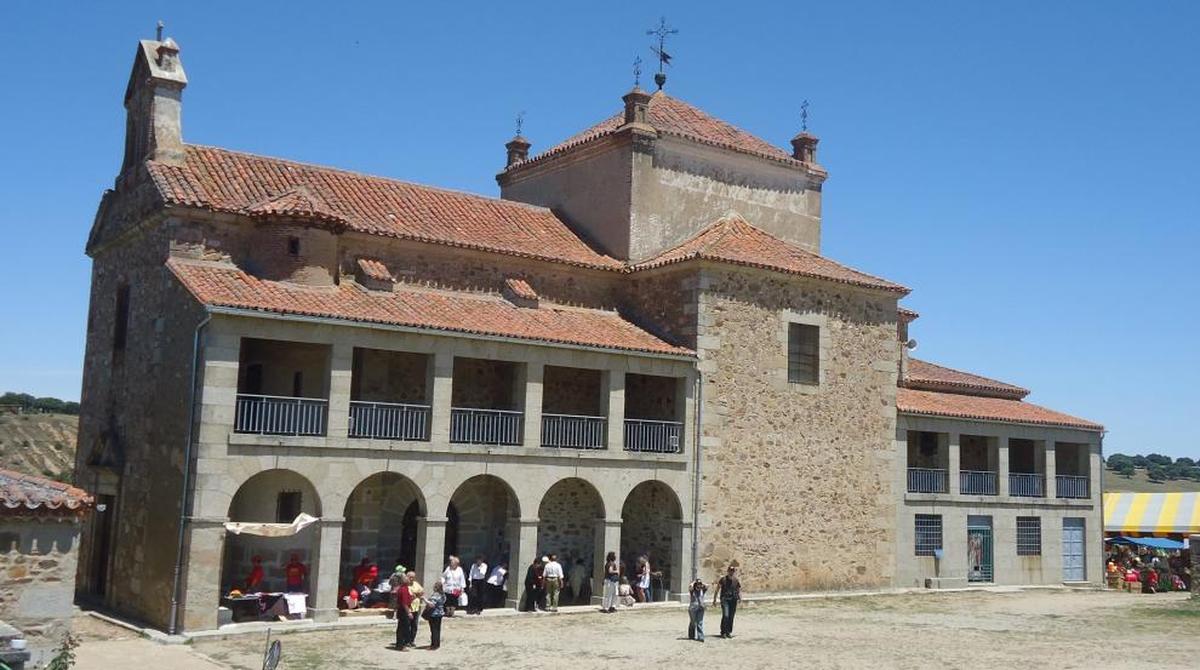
<box><xmin>1045</xmin><ymin>440</ymin><xmax>1058</xmax><ymax>498</ymax></box>
<box><xmin>522</xmin><ymin>362</ymin><xmax>544</xmax><ymax>449</ymax></box>
<box><xmin>997</xmin><ymin>436</ymin><xmax>1010</xmax><ymax>497</ymax></box>
<box><xmin>508</xmin><ymin>517</ymin><xmax>540</xmax><ymax>609</ymax></box>
<box><xmin>947</xmin><ymin>432</ymin><xmax>960</xmax><ymax>495</ymax></box>
<box><xmin>606</xmin><ymin>370</ymin><xmax>626</xmax><ymax>451</ymax></box>
<box><xmin>417</xmin><ymin>516</ymin><xmax>448</xmax><ymax>589</ymax></box>
<box><xmin>592</xmin><ymin>518</ymin><xmax>622</xmax><ymax>604</ymax></box>
<box><xmin>429</xmin><ymin>352</ymin><xmax>454</xmax><ymax>444</ymax></box>
<box><xmin>326</xmin><ymin>342</ymin><xmax>353</xmax><ymax>442</ymax></box>
<box><xmin>670</xmin><ymin>520</ymin><xmax>695</xmax><ymax>602</ymax></box>
<box><xmin>309</xmin><ymin>517</ymin><xmax>344</xmax><ymax>622</ymax></box>
<box><xmin>177</xmin><ymin>517</ymin><xmax>226</xmax><ymax>632</ymax></box>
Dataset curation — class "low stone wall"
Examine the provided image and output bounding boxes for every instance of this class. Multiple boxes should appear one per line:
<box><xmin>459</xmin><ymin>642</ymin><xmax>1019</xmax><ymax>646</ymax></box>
<box><xmin>0</xmin><ymin>519</ymin><xmax>80</xmax><ymax>666</ymax></box>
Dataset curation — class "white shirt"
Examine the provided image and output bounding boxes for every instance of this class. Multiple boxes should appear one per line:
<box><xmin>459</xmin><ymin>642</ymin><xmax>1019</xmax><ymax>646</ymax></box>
<box><xmin>469</xmin><ymin>562</ymin><xmax>489</xmax><ymax>581</ymax></box>
<box><xmin>544</xmin><ymin>560</ymin><xmax>564</xmax><ymax>580</ymax></box>
<box><xmin>486</xmin><ymin>565</ymin><xmax>508</xmax><ymax>587</ymax></box>
<box><xmin>442</xmin><ymin>566</ymin><xmax>466</xmax><ymax>591</ymax></box>
<box><xmin>638</xmin><ymin>565</ymin><xmax>651</xmax><ymax>588</ymax></box>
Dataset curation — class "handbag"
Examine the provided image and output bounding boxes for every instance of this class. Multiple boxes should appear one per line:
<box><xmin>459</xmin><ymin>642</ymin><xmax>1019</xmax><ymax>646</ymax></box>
<box><xmin>421</xmin><ymin>605</ymin><xmax>433</xmax><ymax>621</ymax></box>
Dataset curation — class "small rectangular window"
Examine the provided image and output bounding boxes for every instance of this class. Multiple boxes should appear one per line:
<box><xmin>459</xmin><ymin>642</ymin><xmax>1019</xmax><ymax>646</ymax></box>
<box><xmin>915</xmin><ymin>514</ymin><xmax>943</xmax><ymax>556</ymax></box>
<box><xmin>276</xmin><ymin>491</ymin><xmax>302</xmax><ymax>523</ymax></box>
<box><xmin>112</xmin><ymin>284</ymin><xmax>131</xmax><ymax>356</ymax></box>
<box><xmin>287</xmin><ymin>237</ymin><xmax>301</xmax><ymax>256</ymax></box>
<box><xmin>1016</xmin><ymin>516</ymin><xmax>1042</xmax><ymax>556</ymax></box>
<box><xmin>787</xmin><ymin>322</ymin><xmax>819</xmax><ymax>384</ymax></box>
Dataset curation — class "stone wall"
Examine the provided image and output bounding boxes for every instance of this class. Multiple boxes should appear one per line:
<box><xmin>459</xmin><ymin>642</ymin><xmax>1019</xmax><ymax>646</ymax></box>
<box><xmin>542</xmin><ymin>366</ymin><xmax>604</xmax><ymax>416</ymax></box>
<box><xmin>447</xmin><ymin>477</ymin><xmax>515</xmax><ymax>564</ymax></box>
<box><xmin>0</xmin><ymin>519</ymin><xmax>81</xmax><ymax>664</ymax></box>
<box><xmin>451</xmin><ymin>358</ymin><xmax>520</xmax><ymax>410</ymax></box>
<box><xmin>695</xmin><ymin>265</ymin><xmax>900</xmax><ymax>591</ymax></box>
<box><xmin>351</xmin><ymin>349</ymin><xmax>429</xmax><ymax>404</ymax></box>
<box><xmin>340</xmin><ymin>473</ymin><xmax>421</xmax><ymax>585</ymax></box>
<box><xmin>621</xmin><ymin>482</ymin><xmax>680</xmax><ymax>593</ymax></box>
<box><xmin>624</xmin><ymin>373</ymin><xmax>680</xmax><ymax>421</ymax></box>
<box><xmin>536</xmin><ymin>479</ymin><xmax>603</xmax><ymax>569</ymax></box>
<box><xmin>237</xmin><ymin>338</ymin><xmax>331</xmax><ymax>397</ymax></box>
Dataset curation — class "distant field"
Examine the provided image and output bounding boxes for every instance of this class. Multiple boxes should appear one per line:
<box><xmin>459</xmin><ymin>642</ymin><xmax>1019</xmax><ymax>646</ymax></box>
<box><xmin>1104</xmin><ymin>467</ymin><xmax>1200</xmax><ymax>493</ymax></box>
<box><xmin>0</xmin><ymin>412</ymin><xmax>77</xmax><ymax>481</ymax></box>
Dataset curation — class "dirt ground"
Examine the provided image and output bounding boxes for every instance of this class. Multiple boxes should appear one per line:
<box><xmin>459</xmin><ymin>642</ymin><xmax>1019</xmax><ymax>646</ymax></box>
<box><xmin>76</xmin><ymin>589</ymin><xmax>1199</xmax><ymax>670</ymax></box>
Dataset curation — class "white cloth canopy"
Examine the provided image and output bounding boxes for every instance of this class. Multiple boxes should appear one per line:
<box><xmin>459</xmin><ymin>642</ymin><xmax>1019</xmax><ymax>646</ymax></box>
<box><xmin>224</xmin><ymin>513</ymin><xmax>320</xmax><ymax>537</ymax></box>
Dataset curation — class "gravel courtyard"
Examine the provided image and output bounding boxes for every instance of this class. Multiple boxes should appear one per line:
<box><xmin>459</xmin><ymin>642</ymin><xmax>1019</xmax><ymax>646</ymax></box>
<box><xmin>76</xmin><ymin>589</ymin><xmax>1199</xmax><ymax>669</ymax></box>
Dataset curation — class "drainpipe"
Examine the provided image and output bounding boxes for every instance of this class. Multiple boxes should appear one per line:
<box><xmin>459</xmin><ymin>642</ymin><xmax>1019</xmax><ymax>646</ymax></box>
<box><xmin>168</xmin><ymin>311</ymin><xmax>211</xmax><ymax>635</ymax></box>
<box><xmin>690</xmin><ymin>368</ymin><xmax>703</xmax><ymax>581</ymax></box>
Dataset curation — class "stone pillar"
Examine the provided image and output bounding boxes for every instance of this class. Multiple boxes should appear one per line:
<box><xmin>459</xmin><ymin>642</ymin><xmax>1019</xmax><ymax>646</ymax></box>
<box><xmin>606</xmin><ymin>370</ymin><xmax>626</xmax><ymax>451</ymax></box>
<box><xmin>1088</xmin><ymin>440</ymin><xmax>1102</xmax><ymax>500</ymax></box>
<box><xmin>1045</xmin><ymin>440</ymin><xmax>1058</xmax><ymax>498</ymax></box>
<box><xmin>522</xmin><ymin>362</ymin><xmax>544</xmax><ymax>449</ymax></box>
<box><xmin>309</xmin><ymin>517</ymin><xmax>344</xmax><ymax>622</ymax></box>
<box><xmin>592</xmin><ymin>518</ymin><xmax>622</xmax><ymax>604</ymax></box>
<box><xmin>947</xmin><ymin>432</ymin><xmax>960</xmax><ymax>495</ymax></box>
<box><xmin>997</xmin><ymin>436</ymin><xmax>1010</xmax><ymax>497</ymax></box>
<box><xmin>177</xmin><ymin>517</ymin><xmax>226</xmax><ymax>632</ymax></box>
<box><xmin>1190</xmin><ymin>536</ymin><xmax>1200</xmax><ymax>599</ymax></box>
<box><xmin>508</xmin><ymin>517</ymin><xmax>540</xmax><ymax>609</ymax></box>
<box><xmin>327</xmin><ymin>342</ymin><xmax>353</xmax><ymax>442</ymax></box>
<box><xmin>670</xmin><ymin>521</ymin><xmax>694</xmax><ymax>602</ymax></box>
<box><xmin>429</xmin><ymin>352</ymin><xmax>454</xmax><ymax>444</ymax></box>
<box><xmin>417</xmin><ymin>516</ymin><xmax>448</xmax><ymax>589</ymax></box>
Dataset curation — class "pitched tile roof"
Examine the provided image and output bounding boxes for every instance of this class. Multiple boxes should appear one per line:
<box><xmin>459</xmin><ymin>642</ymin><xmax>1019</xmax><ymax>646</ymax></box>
<box><xmin>0</xmin><ymin>468</ymin><xmax>93</xmax><ymax>516</ymax></box>
<box><xmin>633</xmin><ymin>215</ymin><xmax>909</xmax><ymax>294</ymax></box>
<box><xmin>904</xmin><ymin>358</ymin><xmax>1029</xmax><ymax>400</ymax></box>
<box><xmin>147</xmin><ymin>145</ymin><xmax>621</xmax><ymax>269</ymax></box>
<box><xmin>502</xmin><ymin>277</ymin><xmax>539</xmax><ymax>302</ymax></box>
<box><xmin>168</xmin><ymin>258</ymin><xmax>691</xmax><ymax>357</ymax></box>
<box><xmin>516</xmin><ymin>91</ymin><xmax>802</xmax><ymax>168</ymax></box>
<box><xmin>356</xmin><ymin>258</ymin><xmax>395</xmax><ymax>282</ymax></box>
<box><xmin>897</xmin><ymin>388</ymin><xmax>1102</xmax><ymax>431</ymax></box>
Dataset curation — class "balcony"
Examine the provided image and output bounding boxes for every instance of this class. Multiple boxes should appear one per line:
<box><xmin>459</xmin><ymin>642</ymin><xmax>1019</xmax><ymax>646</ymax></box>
<box><xmin>624</xmin><ymin>418</ymin><xmax>683</xmax><ymax>453</ymax></box>
<box><xmin>348</xmin><ymin>400</ymin><xmax>431</xmax><ymax>441</ymax></box>
<box><xmin>960</xmin><ymin>470</ymin><xmax>998</xmax><ymax>496</ymax></box>
<box><xmin>1056</xmin><ymin>474</ymin><xmax>1090</xmax><ymax>499</ymax></box>
<box><xmin>235</xmin><ymin>394</ymin><xmax>328</xmax><ymax>436</ymax></box>
<box><xmin>541</xmin><ymin>413</ymin><xmax>607</xmax><ymax>449</ymax></box>
<box><xmin>1008</xmin><ymin>472</ymin><xmax>1045</xmax><ymax>497</ymax></box>
<box><xmin>450</xmin><ymin>407</ymin><xmax>523</xmax><ymax>445</ymax></box>
<box><xmin>907</xmin><ymin>467</ymin><xmax>948</xmax><ymax>494</ymax></box>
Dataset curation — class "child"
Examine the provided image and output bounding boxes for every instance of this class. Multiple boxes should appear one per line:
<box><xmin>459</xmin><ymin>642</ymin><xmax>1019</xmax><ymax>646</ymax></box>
<box><xmin>618</xmin><ymin>576</ymin><xmax>636</xmax><ymax>607</ymax></box>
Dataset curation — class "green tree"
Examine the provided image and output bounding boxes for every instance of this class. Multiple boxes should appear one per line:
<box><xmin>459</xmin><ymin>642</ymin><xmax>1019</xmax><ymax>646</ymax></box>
<box><xmin>1106</xmin><ymin>453</ymin><xmax>1133</xmax><ymax>470</ymax></box>
<box><xmin>1145</xmin><ymin>453</ymin><xmax>1173</xmax><ymax>466</ymax></box>
<box><xmin>1116</xmin><ymin>462</ymin><xmax>1135</xmax><ymax>478</ymax></box>
<box><xmin>1147</xmin><ymin>464</ymin><xmax>1168</xmax><ymax>482</ymax></box>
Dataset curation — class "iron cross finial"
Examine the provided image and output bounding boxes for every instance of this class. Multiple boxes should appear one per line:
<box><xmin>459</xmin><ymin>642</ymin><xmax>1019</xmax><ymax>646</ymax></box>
<box><xmin>633</xmin><ymin>56</ymin><xmax>643</xmax><ymax>87</ymax></box>
<box><xmin>646</xmin><ymin>16</ymin><xmax>678</xmax><ymax>75</ymax></box>
<box><xmin>801</xmin><ymin>99</ymin><xmax>810</xmax><ymax>132</ymax></box>
<box><xmin>515</xmin><ymin>111</ymin><xmax>526</xmax><ymax>137</ymax></box>
<box><xmin>156</xmin><ymin>20</ymin><xmax>164</xmax><ymax>41</ymax></box>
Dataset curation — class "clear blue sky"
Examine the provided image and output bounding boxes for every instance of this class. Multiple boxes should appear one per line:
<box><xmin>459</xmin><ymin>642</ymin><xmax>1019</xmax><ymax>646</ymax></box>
<box><xmin>0</xmin><ymin>1</ymin><xmax>1196</xmax><ymax>458</ymax></box>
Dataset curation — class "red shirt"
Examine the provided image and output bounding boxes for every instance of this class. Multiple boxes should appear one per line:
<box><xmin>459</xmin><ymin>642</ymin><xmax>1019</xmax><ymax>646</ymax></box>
<box><xmin>398</xmin><ymin>584</ymin><xmax>414</xmax><ymax>610</ymax></box>
<box><xmin>285</xmin><ymin>562</ymin><xmax>306</xmax><ymax>589</ymax></box>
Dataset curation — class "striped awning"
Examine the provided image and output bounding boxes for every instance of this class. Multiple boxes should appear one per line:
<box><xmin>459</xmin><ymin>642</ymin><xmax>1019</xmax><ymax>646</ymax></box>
<box><xmin>1104</xmin><ymin>492</ymin><xmax>1200</xmax><ymax>535</ymax></box>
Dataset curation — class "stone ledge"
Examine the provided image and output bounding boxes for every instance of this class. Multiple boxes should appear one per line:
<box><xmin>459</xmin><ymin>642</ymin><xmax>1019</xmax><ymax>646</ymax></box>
<box><xmin>903</xmin><ymin>493</ymin><xmax>1097</xmax><ymax>508</ymax></box>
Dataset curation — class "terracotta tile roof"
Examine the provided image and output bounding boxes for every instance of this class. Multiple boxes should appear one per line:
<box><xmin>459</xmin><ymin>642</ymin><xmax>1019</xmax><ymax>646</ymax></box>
<box><xmin>0</xmin><ymin>468</ymin><xmax>93</xmax><ymax>516</ymax></box>
<box><xmin>897</xmin><ymin>388</ymin><xmax>1102</xmax><ymax>431</ymax></box>
<box><xmin>503</xmin><ymin>277</ymin><xmax>539</xmax><ymax>301</ymax></box>
<box><xmin>515</xmin><ymin>91</ymin><xmax>802</xmax><ymax>169</ymax></box>
<box><xmin>904</xmin><ymin>358</ymin><xmax>1029</xmax><ymax>400</ymax></box>
<box><xmin>898</xmin><ymin>306</ymin><xmax>920</xmax><ymax>321</ymax></box>
<box><xmin>633</xmin><ymin>215</ymin><xmax>909</xmax><ymax>293</ymax></box>
<box><xmin>168</xmin><ymin>258</ymin><xmax>691</xmax><ymax>357</ymax></box>
<box><xmin>147</xmin><ymin>145</ymin><xmax>621</xmax><ymax>269</ymax></box>
<box><xmin>356</xmin><ymin>258</ymin><xmax>395</xmax><ymax>282</ymax></box>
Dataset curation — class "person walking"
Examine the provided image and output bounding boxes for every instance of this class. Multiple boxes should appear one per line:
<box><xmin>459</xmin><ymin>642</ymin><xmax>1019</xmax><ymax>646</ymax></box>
<box><xmin>713</xmin><ymin>563</ymin><xmax>742</xmax><ymax>639</ymax></box>
<box><xmin>467</xmin><ymin>555</ymin><xmax>488</xmax><ymax>614</ymax></box>
<box><xmin>423</xmin><ymin>581</ymin><xmax>447</xmax><ymax>651</ymax></box>
<box><xmin>393</xmin><ymin>572</ymin><xmax>414</xmax><ymax>651</ymax></box>
<box><xmin>544</xmin><ymin>553</ymin><xmax>564</xmax><ymax>612</ymax></box>
<box><xmin>601</xmin><ymin>551</ymin><xmax>620</xmax><ymax>613</ymax></box>
<box><xmin>687</xmin><ymin>579</ymin><xmax>707</xmax><ymax>642</ymax></box>
<box><xmin>441</xmin><ymin>555</ymin><xmax>466</xmax><ymax>617</ymax></box>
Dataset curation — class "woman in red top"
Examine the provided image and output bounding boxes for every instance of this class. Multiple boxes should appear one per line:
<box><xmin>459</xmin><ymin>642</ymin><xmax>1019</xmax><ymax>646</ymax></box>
<box><xmin>285</xmin><ymin>554</ymin><xmax>307</xmax><ymax>592</ymax></box>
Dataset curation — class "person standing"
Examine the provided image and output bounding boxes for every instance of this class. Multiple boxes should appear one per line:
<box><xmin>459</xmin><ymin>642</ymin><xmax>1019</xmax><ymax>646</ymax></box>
<box><xmin>713</xmin><ymin>563</ymin><xmax>742</xmax><ymax>639</ymax></box>
<box><xmin>687</xmin><ymin>579</ymin><xmax>707</xmax><ymax>642</ymax></box>
<box><xmin>393</xmin><ymin>572</ymin><xmax>414</xmax><ymax>651</ymax></box>
<box><xmin>522</xmin><ymin>557</ymin><xmax>540</xmax><ymax>611</ymax></box>
<box><xmin>568</xmin><ymin>559</ymin><xmax>588</xmax><ymax>605</ymax></box>
<box><xmin>423</xmin><ymin>581</ymin><xmax>447</xmax><ymax>650</ymax></box>
<box><xmin>405</xmin><ymin>570</ymin><xmax>424</xmax><ymax>647</ymax></box>
<box><xmin>467</xmin><ymin>555</ymin><xmax>488</xmax><ymax>614</ymax></box>
<box><xmin>544</xmin><ymin>553</ymin><xmax>564</xmax><ymax>612</ymax></box>
<box><xmin>601</xmin><ymin>551</ymin><xmax>620</xmax><ymax>613</ymax></box>
<box><xmin>636</xmin><ymin>556</ymin><xmax>652</xmax><ymax>603</ymax></box>
<box><xmin>441</xmin><ymin>556</ymin><xmax>466</xmax><ymax>617</ymax></box>
<box><xmin>486</xmin><ymin>561</ymin><xmax>508</xmax><ymax>608</ymax></box>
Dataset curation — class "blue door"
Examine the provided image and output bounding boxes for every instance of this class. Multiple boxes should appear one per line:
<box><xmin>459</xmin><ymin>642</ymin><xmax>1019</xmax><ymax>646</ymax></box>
<box><xmin>1062</xmin><ymin>518</ymin><xmax>1086</xmax><ymax>581</ymax></box>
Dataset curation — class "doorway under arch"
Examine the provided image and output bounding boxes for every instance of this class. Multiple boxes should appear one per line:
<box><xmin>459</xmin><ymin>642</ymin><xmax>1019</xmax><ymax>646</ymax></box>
<box><xmin>620</xmin><ymin>480</ymin><xmax>683</xmax><ymax>602</ymax></box>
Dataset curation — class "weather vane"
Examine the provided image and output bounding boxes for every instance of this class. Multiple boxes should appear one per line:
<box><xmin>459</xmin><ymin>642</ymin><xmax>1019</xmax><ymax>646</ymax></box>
<box><xmin>646</xmin><ymin>16</ymin><xmax>678</xmax><ymax>89</ymax></box>
<box><xmin>515</xmin><ymin>110</ymin><xmax>526</xmax><ymax>137</ymax></box>
<box><xmin>633</xmin><ymin>55</ymin><xmax>643</xmax><ymax>87</ymax></box>
<box><xmin>156</xmin><ymin>20</ymin><xmax>164</xmax><ymax>41</ymax></box>
<box><xmin>801</xmin><ymin>99</ymin><xmax>810</xmax><ymax>132</ymax></box>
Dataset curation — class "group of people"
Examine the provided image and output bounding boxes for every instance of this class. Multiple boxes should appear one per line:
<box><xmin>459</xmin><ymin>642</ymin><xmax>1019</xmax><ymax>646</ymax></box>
<box><xmin>1106</xmin><ymin>544</ymin><xmax>1192</xmax><ymax>593</ymax></box>
<box><xmin>685</xmin><ymin>563</ymin><xmax>743</xmax><ymax>642</ymax></box>
<box><xmin>521</xmin><ymin>553</ymin><xmax>593</xmax><ymax>611</ymax></box>
<box><xmin>390</xmin><ymin>568</ymin><xmax>446</xmax><ymax>651</ymax></box>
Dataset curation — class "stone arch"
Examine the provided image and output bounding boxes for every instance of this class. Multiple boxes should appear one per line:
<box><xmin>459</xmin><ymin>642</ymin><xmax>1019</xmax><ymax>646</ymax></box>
<box><xmin>536</xmin><ymin>477</ymin><xmax>605</xmax><ymax>605</ymax></box>
<box><xmin>221</xmin><ymin>469</ymin><xmax>322</xmax><ymax>598</ymax></box>
<box><xmin>339</xmin><ymin>472</ymin><xmax>426</xmax><ymax>592</ymax></box>
<box><xmin>445</xmin><ymin>474</ymin><xmax>520</xmax><ymax>567</ymax></box>
<box><xmin>620</xmin><ymin>480</ymin><xmax>683</xmax><ymax>602</ymax></box>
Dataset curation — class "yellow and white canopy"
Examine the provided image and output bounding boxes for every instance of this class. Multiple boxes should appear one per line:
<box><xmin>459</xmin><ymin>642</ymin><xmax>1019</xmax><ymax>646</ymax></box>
<box><xmin>1104</xmin><ymin>492</ymin><xmax>1200</xmax><ymax>535</ymax></box>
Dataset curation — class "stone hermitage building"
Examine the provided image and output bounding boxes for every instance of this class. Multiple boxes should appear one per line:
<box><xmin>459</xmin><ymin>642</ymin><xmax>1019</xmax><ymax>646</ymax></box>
<box><xmin>73</xmin><ymin>34</ymin><xmax>1104</xmax><ymax>632</ymax></box>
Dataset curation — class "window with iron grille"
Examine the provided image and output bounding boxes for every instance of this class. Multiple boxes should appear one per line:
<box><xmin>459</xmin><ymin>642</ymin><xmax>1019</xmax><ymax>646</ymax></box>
<box><xmin>1016</xmin><ymin>516</ymin><xmax>1041</xmax><ymax>556</ymax></box>
<box><xmin>914</xmin><ymin>514</ymin><xmax>943</xmax><ymax>556</ymax></box>
<box><xmin>787</xmin><ymin>323</ymin><xmax>819</xmax><ymax>384</ymax></box>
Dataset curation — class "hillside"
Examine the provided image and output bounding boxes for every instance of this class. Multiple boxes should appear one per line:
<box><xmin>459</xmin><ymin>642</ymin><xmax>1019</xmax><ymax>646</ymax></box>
<box><xmin>0</xmin><ymin>412</ymin><xmax>78</xmax><ymax>482</ymax></box>
<box><xmin>1104</xmin><ymin>467</ymin><xmax>1200</xmax><ymax>493</ymax></box>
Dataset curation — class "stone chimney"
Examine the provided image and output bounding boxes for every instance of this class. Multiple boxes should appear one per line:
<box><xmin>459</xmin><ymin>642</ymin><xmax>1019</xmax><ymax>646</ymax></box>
<box><xmin>505</xmin><ymin>135</ymin><xmax>531</xmax><ymax>167</ymax></box>
<box><xmin>622</xmin><ymin>87</ymin><xmax>653</xmax><ymax>127</ymax></box>
<box><xmin>119</xmin><ymin>34</ymin><xmax>188</xmax><ymax>182</ymax></box>
<box><xmin>791</xmin><ymin>131</ymin><xmax>819</xmax><ymax>164</ymax></box>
